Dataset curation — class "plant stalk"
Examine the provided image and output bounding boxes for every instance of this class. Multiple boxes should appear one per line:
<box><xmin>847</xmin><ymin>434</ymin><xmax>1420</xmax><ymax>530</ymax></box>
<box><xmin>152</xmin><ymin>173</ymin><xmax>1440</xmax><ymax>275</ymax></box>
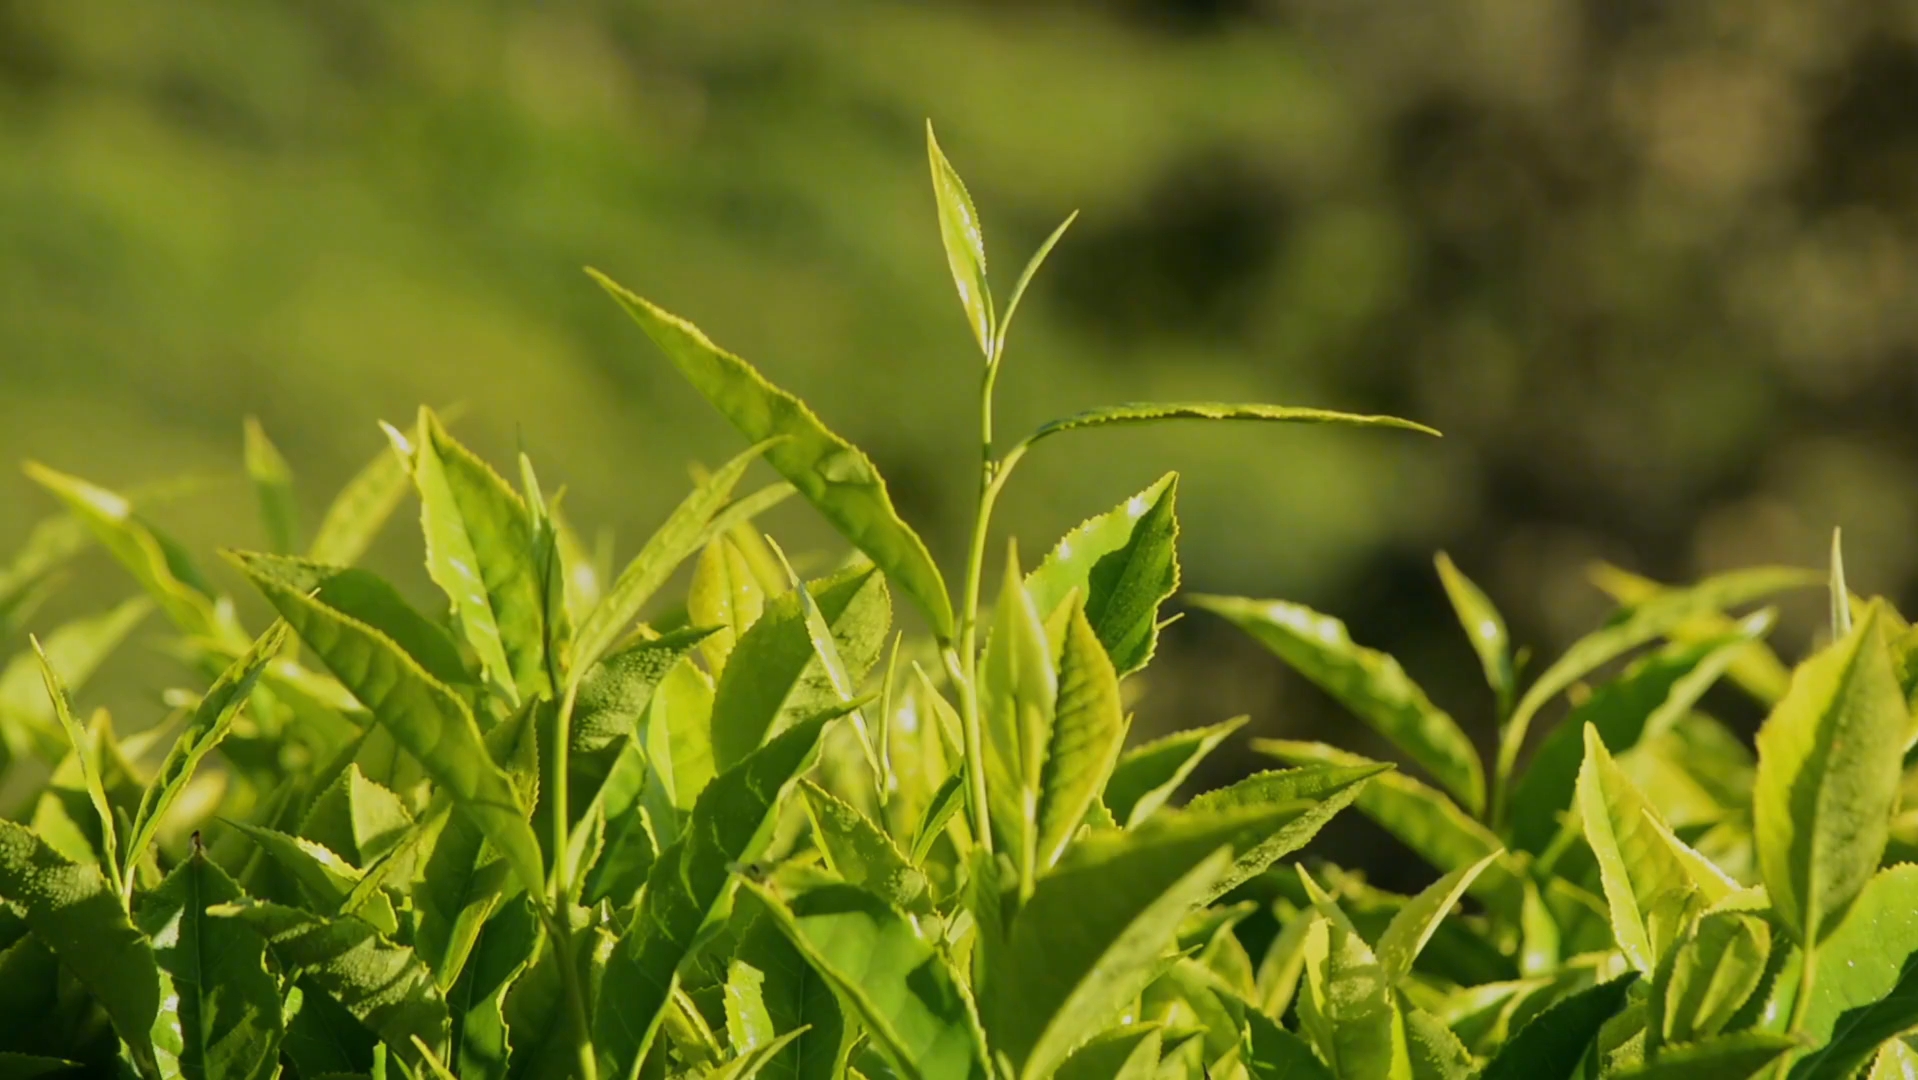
<box><xmin>951</xmin><ymin>356</ymin><xmax>1006</xmax><ymax>855</ymax></box>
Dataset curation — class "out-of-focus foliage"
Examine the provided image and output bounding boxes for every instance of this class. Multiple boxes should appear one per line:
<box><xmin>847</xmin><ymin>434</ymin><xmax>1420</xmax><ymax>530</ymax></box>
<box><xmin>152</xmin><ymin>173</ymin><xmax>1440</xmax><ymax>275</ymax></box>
<box><xmin>3</xmin><ymin>0</ymin><xmax>1917</xmax><ymax>806</ymax></box>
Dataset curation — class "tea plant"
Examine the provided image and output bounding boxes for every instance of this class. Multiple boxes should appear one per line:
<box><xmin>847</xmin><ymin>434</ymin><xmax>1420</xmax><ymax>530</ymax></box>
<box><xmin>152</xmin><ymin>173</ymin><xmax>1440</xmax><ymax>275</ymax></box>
<box><xmin>1</xmin><ymin>123</ymin><xmax>1915</xmax><ymax>1080</ymax></box>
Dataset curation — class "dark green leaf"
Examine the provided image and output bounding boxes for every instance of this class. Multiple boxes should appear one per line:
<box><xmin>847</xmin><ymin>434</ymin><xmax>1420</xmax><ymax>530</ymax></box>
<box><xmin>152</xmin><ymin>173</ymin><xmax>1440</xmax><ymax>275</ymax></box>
<box><xmin>1619</xmin><ymin>1032</ymin><xmax>1797</xmax><ymax>1080</ymax></box>
<box><xmin>1479</xmin><ymin>974</ymin><xmax>1637</xmax><ymax>1080</ymax></box>
<box><xmin>710</xmin><ymin>563</ymin><xmax>890</xmax><ymax>775</ymax></box>
<box><xmin>1242</xmin><ymin>1008</ymin><xmax>1331</xmax><ymax>1080</ymax></box>
<box><xmin>1026</xmin><ymin>474</ymin><xmax>1179</xmax><ymax>678</ymax></box>
<box><xmin>727</xmin><ymin>906</ymin><xmax>848</xmax><ymax>1080</ymax></box>
<box><xmin>593</xmin><ymin>705</ymin><xmax>848</xmax><ymax>1079</ymax></box>
<box><xmin>213</xmin><ymin>901</ymin><xmax>449</xmax><ymax>1067</ymax></box>
<box><xmin>589</xmin><ymin>272</ymin><xmax>954</xmax><ymax>638</ymax></box>
<box><xmin>136</xmin><ymin>847</ymin><xmax>282</xmax><ymax>1080</ymax></box>
<box><xmin>745</xmin><ymin>875</ymin><xmax>985</xmax><ymax>1080</ymax></box>
<box><xmin>232</xmin><ymin>551</ymin><xmax>544</xmax><ymax>897</ymax></box>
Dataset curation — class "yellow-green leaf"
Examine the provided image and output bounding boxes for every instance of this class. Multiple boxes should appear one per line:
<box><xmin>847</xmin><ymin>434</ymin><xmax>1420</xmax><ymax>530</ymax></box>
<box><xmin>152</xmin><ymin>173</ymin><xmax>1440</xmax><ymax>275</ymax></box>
<box><xmin>925</xmin><ymin>121</ymin><xmax>993</xmax><ymax>358</ymax></box>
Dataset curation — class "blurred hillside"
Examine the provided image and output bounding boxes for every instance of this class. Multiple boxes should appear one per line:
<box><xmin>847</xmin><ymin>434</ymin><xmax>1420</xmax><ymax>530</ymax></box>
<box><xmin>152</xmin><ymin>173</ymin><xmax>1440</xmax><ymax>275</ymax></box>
<box><xmin>2</xmin><ymin>0</ymin><xmax>1916</xmax><ymax>811</ymax></box>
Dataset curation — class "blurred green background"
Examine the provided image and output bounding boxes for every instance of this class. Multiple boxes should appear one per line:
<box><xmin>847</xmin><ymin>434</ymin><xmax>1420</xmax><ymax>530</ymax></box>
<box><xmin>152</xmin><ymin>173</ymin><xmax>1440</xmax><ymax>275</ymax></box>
<box><xmin>4</xmin><ymin>0</ymin><xmax>1916</xmax><ymax>832</ymax></box>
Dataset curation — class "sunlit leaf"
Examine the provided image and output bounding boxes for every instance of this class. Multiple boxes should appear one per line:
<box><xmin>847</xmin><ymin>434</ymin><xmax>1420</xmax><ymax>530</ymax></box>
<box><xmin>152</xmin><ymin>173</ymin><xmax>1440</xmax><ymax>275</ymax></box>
<box><xmin>1375</xmin><ymin>853</ymin><xmax>1498</xmax><ymax>985</ymax></box>
<box><xmin>1105</xmin><ymin>716</ymin><xmax>1248</xmax><ymax>828</ymax></box>
<box><xmin>925</xmin><ymin>121</ymin><xmax>993</xmax><ymax>358</ymax></box>
<box><xmin>244</xmin><ymin>417</ymin><xmax>301</xmax><ymax>555</ymax></box>
<box><xmin>1027</xmin><ymin>474</ymin><xmax>1179</xmax><ymax>677</ymax></box>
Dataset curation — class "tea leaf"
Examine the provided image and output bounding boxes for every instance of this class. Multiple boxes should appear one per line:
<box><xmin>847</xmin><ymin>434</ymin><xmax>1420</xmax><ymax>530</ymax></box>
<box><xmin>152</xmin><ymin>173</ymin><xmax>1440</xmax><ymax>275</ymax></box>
<box><xmin>986</xmin><ymin>806</ymin><xmax>1295</xmax><ymax>1080</ymax></box>
<box><xmin>136</xmin><ymin>847</ymin><xmax>283</xmax><ymax>1080</ymax></box>
<box><xmin>1655</xmin><ymin>911</ymin><xmax>1771</xmax><ymax>1046</ymax></box>
<box><xmin>1577</xmin><ymin>724</ymin><xmax>1708</xmax><ymax>972</ymax></box>
<box><xmin>995</xmin><ymin>212</ymin><xmax>1077</xmax><ymax>361</ymax></box>
<box><xmin>1435</xmin><ymin>552</ymin><xmax>1514</xmax><ymax>715</ymax></box>
<box><xmin>0</xmin><ymin>819</ymin><xmax>166</xmax><ymax>1076</ymax></box>
<box><xmin>227</xmin><ymin>822</ymin><xmax>398</xmax><ymax>936</ymax></box>
<box><xmin>1197</xmin><ymin>594</ymin><xmax>1484</xmax><ymax>815</ymax></box>
<box><xmin>745</xmin><ymin>875</ymin><xmax>986</xmax><ymax>1080</ymax></box>
<box><xmin>1498</xmin><ymin>566</ymin><xmax>1821</xmax><ymax>820</ymax></box>
<box><xmin>1375</xmin><ymin>852</ymin><xmax>1499</xmax><ymax>984</ymax></box>
<box><xmin>982</xmin><ymin>548</ymin><xmax>1055</xmax><ymax>882</ymax></box>
<box><xmin>574</xmin><ymin>439</ymin><xmax>769</xmax><ymax>677</ymax></box>
<box><xmin>1753</xmin><ymin>602</ymin><xmax>1906</xmax><ymax>943</ymax></box>
<box><xmin>25</xmin><ymin>462</ymin><xmax>224</xmax><ymax>639</ymax></box>
<box><xmin>1477</xmin><ymin>974</ymin><xmax>1638</xmax><ymax>1080</ymax></box>
<box><xmin>413</xmin><ymin>408</ymin><xmax>548</xmax><ymax>704</ymax></box>
<box><xmin>799</xmin><ymin>780</ymin><xmax>930</xmax><ymax>914</ymax></box>
<box><xmin>1184</xmin><ymin>763</ymin><xmax>1389</xmax><ymax>903</ymax></box>
<box><xmin>691</xmin><ymin>535</ymin><xmax>767</xmax><ymax>674</ymax></box>
<box><xmin>1056</xmin><ymin>1024</ymin><xmax>1162</xmax><ymax>1080</ymax></box>
<box><xmin>593</xmin><ymin>704</ymin><xmax>848</xmax><ymax>1079</ymax></box>
<box><xmin>232</xmin><ymin>551</ymin><xmax>545</xmax><ymax>897</ymax></box>
<box><xmin>1254</xmin><ymin>740</ymin><xmax>1520</xmax><ymax>916</ymax></box>
<box><xmin>1589</xmin><ymin>563</ymin><xmax>1796</xmax><ymax>705</ymax></box>
<box><xmin>1242</xmin><ymin>1008</ymin><xmax>1332</xmax><ymax>1079</ymax></box>
<box><xmin>1027</xmin><ymin>474</ymin><xmax>1179</xmax><ymax>678</ymax></box>
<box><xmin>244</xmin><ymin>417</ymin><xmax>301</xmax><ymax>555</ymax></box>
<box><xmin>1023</xmin><ymin>403</ymin><xmax>1441</xmax><ymax>444</ymax></box>
<box><xmin>1105</xmin><ymin>716</ymin><xmax>1248</xmax><ymax>828</ymax></box>
<box><xmin>1293</xmin><ymin>867</ymin><xmax>1409</xmax><ymax>1079</ymax></box>
<box><xmin>1035</xmin><ymin>603</ymin><xmax>1125</xmax><ymax>869</ymax></box>
<box><xmin>1616</xmin><ymin>1032</ymin><xmax>1797</xmax><ymax>1080</ymax></box>
<box><xmin>213</xmin><ymin>900</ymin><xmax>450</xmax><ymax>1067</ymax></box>
<box><xmin>589</xmin><ymin>272</ymin><xmax>954</xmax><ymax>638</ymax></box>
<box><xmin>925</xmin><ymin>121</ymin><xmax>993</xmax><ymax>358</ymax></box>
<box><xmin>309</xmin><ymin>430</ymin><xmax>413</xmax><ymax>566</ymax></box>
<box><xmin>1788</xmin><ymin>865</ymin><xmax>1918</xmax><ymax>1072</ymax></box>
<box><xmin>1510</xmin><ymin>620</ymin><xmax>1769</xmax><ymax>855</ymax></box>
<box><xmin>32</xmin><ymin>641</ymin><xmax>121</xmax><ymax>892</ymax></box>
<box><xmin>126</xmin><ymin>623</ymin><xmax>286</xmax><ymax>871</ymax></box>
<box><xmin>0</xmin><ymin>596</ymin><xmax>149</xmax><ymax>755</ymax></box>
<box><xmin>728</xmin><ymin>908</ymin><xmax>848</xmax><ymax>1080</ymax></box>
<box><xmin>710</xmin><ymin>563</ymin><xmax>890</xmax><ymax>774</ymax></box>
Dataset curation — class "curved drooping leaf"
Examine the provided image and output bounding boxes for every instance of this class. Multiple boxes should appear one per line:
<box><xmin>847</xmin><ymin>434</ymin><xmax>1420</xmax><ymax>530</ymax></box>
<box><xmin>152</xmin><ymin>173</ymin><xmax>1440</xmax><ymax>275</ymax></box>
<box><xmin>215</xmin><ymin>901</ymin><xmax>449</xmax><ymax>1066</ymax></box>
<box><xmin>746</xmin><ymin>875</ymin><xmax>986</xmax><ymax>1080</ymax></box>
<box><xmin>1578</xmin><ymin>724</ymin><xmax>1711</xmax><ymax>972</ymax></box>
<box><xmin>232</xmin><ymin>551</ymin><xmax>544</xmax><ymax>897</ymax></box>
<box><xmin>1477</xmin><ymin>974</ymin><xmax>1638</xmax><ymax>1080</ymax></box>
<box><xmin>710</xmin><ymin>563</ymin><xmax>891</xmax><ymax>775</ymax></box>
<box><xmin>593</xmin><ymin>705</ymin><xmax>850</xmax><ymax>1080</ymax></box>
<box><xmin>0</xmin><ymin>820</ymin><xmax>165</xmax><ymax>1076</ymax></box>
<box><xmin>1023</xmin><ymin>403</ymin><xmax>1440</xmax><ymax>446</ymax></box>
<box><xmin>1435</xmin><ymin>552</ymin><xmax>1514</xmax><ymax>714</ymax></box>
<box><xmin>1510</xmin><ymin>620</ymin><xmax>1770</xmax><ymax>855</ymax></box>
<box><xmin>924</xmin><ymin>121</ymin><xmax>992</xmax><ymax>358</ymax></box>
<box><xmin>25</xmin><ymin>462</ymin><xmax>225</xmax><ymax>640</ymax></box>
<box><xmin>1254</xmin><ymin>740</ymin><xmax>1521</xmax><ymax>917</ymax></box>
<box><xmin>126</xmin><ymin>623</ymin><xmax>286</xmax><ymax>870</ymax></box>
<box><xmin>986</xmin><ymin>806</ymin><xmax>1299</xmax><ymax>1080</ymax></box>
<box><xmin>243</xmin><ymin>417</ymin><xmax>300</xmax><ymax>555</ymax></box>
<box><xmin>1292</xmin><ymin>868</ymin><xmax>1409</xmax><ymax>1079</ymax></box>
<box><xmin>136</xmin><ymin>848</ymin><xmax>282</xmax><ymax>1080</ymax></box>
<box><xmin>412</xmin><ymin>408</ymin><xmax>548</xmax><ymax>705</ymax></box>
<box><xmin>1197</xmin><ymin>594</ymin><xmax>1484</xmax><ymax>815</ymax></box>
<box><xmin>1787</xmin><ymin>865</ymin><xmax>1918</xmax><ymax>1075</ymax></box>
<box><xmin>1035</xmin><ymin>604</ymin><xmax>1126</xmax><ymax>869</ymax></box>
<box><xmin>981</xmin><ymin>549</ymin><xmax>1055</xmax><ymax>882</ymax></box>
<box><xmin>1375</xmin><ymin>852</ymin><xmax>1499</xmax><ymax>985</ymax></box>
<box><xmin>1618</xmin><ymin>1032</ymin><xmax>1798</xmax><ymax>1080</ymax></box>
<box><xmin>1497</xmin><ymin>566</ymin><xmax>1821</xmax><ymax>818</ymax></box>
<box><xmin>1105</xmin><ymin>716</ymin><xmax>1248</xmax><ymax>828</ymax></box>
<box><xmin>309</xmin><ymin>430</ymin><xmax>413</xmax><ymax>567</ymax></box>
<box><xmin>589</xmin><ymin>272</ymin><xmax>954</xmax><ymax>638</ymax></box>
<box><xmin>1753</xmin><ymin>602</ymin><xmax>1906</xmax><ymax>943</ymax></box>
<box><xmin>1184</xmin><ymin>763</ymin><xmax>1389</xmax><ymax>903</ymax></box>
<box><xmin>800</xmin><ymin>781</ymin><xmax>929</xmax><ymax>914</ymax></box>
<box><xmin>1026</xmin><ymin>474</ymin><xmax>1179</xmax><ymax>678</ymax></box>
<box><xmin>727</xmin><ymin>906</ymin><xmax>847</xmax><ymax>1080</ymax></box>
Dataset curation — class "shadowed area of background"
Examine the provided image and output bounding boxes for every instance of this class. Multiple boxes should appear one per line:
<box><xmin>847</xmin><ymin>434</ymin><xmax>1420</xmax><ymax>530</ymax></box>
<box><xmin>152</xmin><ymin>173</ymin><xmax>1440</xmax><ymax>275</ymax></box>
<box><xmin>2</xmin><ymin>0</ymin><xmax>1914</xmax><ymax>883</ymax></box>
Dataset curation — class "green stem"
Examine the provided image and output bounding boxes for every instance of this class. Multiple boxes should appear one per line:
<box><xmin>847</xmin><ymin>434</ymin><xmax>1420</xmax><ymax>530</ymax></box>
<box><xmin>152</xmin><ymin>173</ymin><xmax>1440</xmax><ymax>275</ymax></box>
<box><xmin>951</xmin><ymin>358</ymin><xmax>1006</xmax><ymax>854</ymax></box>
<box><xmin>543</xmin><ymin>907</ymin><xmax>600</xmax><ymax>1080</ymax></box>
<box><xmin>1774</xmin><ymin>939</ymin><xmax>1817</xmax><ymax>1078</ymax></box>
<box><xmin>550</xmin><ymin>678</ymin><xmax>581</xmax><ymax>900</ymax></box>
